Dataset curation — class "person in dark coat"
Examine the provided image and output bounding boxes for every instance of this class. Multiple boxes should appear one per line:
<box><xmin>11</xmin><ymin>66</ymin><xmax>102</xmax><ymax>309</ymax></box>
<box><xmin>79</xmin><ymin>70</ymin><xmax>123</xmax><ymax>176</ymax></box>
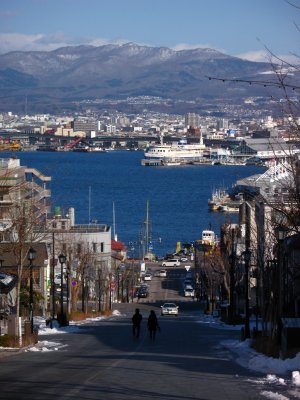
<box><xmin>147</xmin><ymin>310</ymin><xmax>159</xmax><ymax>341</ymax></box>
<box><xmin>132</xmin><ymin>308</ymin><xmax>142</xmax><ymax>338</ymax></box>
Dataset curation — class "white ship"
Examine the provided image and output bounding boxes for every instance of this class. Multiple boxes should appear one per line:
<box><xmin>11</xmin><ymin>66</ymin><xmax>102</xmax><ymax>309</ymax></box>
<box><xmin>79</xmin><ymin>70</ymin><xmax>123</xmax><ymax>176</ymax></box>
<box><xmin>144</xmin><ymin>134</ymin><xmax>206</xmax><ymax>162</ymax></box>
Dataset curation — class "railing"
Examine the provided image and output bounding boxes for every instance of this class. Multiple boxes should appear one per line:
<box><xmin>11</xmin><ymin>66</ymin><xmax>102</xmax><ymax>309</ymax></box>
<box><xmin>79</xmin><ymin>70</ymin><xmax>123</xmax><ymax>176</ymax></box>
<box><xmin>70</xmin><ymin>224</ymin><xmax>110</xmax><ymax>233</ymax></box>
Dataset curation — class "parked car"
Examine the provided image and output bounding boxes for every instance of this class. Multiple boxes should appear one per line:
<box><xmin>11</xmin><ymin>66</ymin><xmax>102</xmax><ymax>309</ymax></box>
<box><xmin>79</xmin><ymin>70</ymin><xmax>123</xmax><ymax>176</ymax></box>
<box><xmin>161</xmin><ymin>303</ymin><xmax>179</xmax><ymax>316</ymax></box>
<box><xmin>159</xmin><ymin>269</ymin><xmax>167</xmax><ymax>277</ymax></box>
<box><xmin>180</xmin><ymin>256</ymin><xmax>188</xmax><ymax>262</ymax></box>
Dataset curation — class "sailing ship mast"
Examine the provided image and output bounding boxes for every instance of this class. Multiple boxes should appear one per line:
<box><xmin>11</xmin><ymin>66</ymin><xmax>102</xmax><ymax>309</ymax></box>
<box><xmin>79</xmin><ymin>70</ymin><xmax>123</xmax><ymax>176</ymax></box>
<box><xmin>113</xmin><ymin>201</ymin><xmax>117</xmax><ymax>241</ymax></box>
<box><xmin>88</xmin><ymin>186</ymin><xmax>91</xmax><ymax>224</ymax></box>
<box><xmin>145</xmin><ymin>200</ymin><xmax>149</xmax><ymax>255</ymax></box>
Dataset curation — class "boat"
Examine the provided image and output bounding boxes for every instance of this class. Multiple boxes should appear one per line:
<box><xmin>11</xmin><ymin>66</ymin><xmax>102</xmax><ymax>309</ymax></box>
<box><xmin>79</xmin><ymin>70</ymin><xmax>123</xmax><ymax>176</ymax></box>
<box><xmin>218</xmin><ymin>204</ymin><xmax>240</xmax><ymax>213</ymax></box>
<box><xmin>162</xmin><ymin>160</ymin><xmax>182</xmax><ymax>166</ymax></box>
<box><xmin>208</xmin><ymin>188</ymin><xmax>243</xmax><ymax>212</ymax></box>
<box><xmin>0</xmin><ymin>140</ymin><xmax>22</xmax><ymax>151</ymax></box>
<box><xmin>144</xmin><ymin>134</ymin><xmax>206</xmax><ymax>162</ymax></box>
<box><xmin>208</xmin><ymin>188</ymin><xmax>230</xmax><ymax>211</ymax></box>
<box><xmin>88</xmin><ymin>146</ymin><xmax>105</xmax><ymax>152</ymax></box>
<box><xmin>195</xmin><ymin>229</ymin><xmax>219</xmax><ymax>253</ymax></box>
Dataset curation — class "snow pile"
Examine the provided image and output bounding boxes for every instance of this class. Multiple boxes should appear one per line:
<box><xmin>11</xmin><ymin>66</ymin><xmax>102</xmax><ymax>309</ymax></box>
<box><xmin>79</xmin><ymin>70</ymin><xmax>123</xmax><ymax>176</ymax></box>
<box><xmin>26</xmin><ymin>340</ymin><xmax>68</xmax><ymax>352</ymax></box>
<box><xmin>220</xmin><ymin>338</ymin><xmax>300</xmax><ymax>375</ymax></box>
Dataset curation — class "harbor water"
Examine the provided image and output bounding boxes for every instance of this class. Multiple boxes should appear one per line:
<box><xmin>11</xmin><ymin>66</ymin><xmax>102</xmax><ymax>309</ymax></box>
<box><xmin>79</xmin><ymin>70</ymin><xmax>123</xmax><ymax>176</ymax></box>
<box><xmin>2</xmin><ymin>150</ymin><xmax>264</xmax><ymax>257</ymax></box>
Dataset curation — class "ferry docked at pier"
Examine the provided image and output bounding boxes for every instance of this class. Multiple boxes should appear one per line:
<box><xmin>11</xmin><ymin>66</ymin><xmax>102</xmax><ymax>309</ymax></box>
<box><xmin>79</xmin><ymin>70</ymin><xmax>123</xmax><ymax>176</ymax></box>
<box><xmin>144</xmin><ymin>135</ymin><xmax>206</xmax><ymax>162</ymax></box>
<box><xmin>143</xmin><ymin>133</ymin><xmax>231</xmax><ymax>165</ymax></box>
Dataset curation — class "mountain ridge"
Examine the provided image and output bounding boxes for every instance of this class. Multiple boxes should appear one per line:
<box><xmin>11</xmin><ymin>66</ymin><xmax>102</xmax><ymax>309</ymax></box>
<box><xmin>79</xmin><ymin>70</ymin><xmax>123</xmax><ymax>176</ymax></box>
<box><xmin>0</xmin><ymin>42</ymin><xmax>296</xmax><ymax>113</ymax></box>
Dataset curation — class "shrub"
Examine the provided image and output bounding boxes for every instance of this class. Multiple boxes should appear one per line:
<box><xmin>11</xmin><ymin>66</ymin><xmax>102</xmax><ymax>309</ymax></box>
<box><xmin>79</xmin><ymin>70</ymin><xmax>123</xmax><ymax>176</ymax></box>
<box><xmin>69</xmin><ymin>309</ymin><xmax>112</xmax><ymax>321</ymax></box>
<box><xmin>251</xmin><ymin>336</ymin><xmax>280</xmax><ymax>358</ymax></box>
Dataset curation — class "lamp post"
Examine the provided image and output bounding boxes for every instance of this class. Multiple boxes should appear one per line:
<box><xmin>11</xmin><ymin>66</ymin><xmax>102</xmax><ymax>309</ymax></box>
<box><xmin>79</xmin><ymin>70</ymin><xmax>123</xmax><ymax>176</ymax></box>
<box><xmin>27</xmin><ymin>247</ymin><xmax>36</xmax><ymax>334</ymax></box>
<box><xmin>275</xmin><ymin>225</ymin><xmax>287</xmax><ymax>322</ymax></box>
<box><xmin>108</xmin><ymin>273</ymin><xmax>113</xmax><ymax>309</ymax></box>
<box><xmin>65</xmin><ymin>264</ymin><xmax>70</xmax><ymax>315</ymax></box>
<box><xmin>51</xmin><ymin>232</ymin><xmax>55</xmax><ymax>327</ymax></box>
<box><xmin>58</xmin><ymin>253</ymin><xmax>66</xmax><ymax>324</ymax></box>
<box><xmin>243</xmin><ymin>249</ymin><xmax>251</xmax><ymax>339</ymax></box>
<box><xmin>228</xmin><ymin>228</ymin><xmax>236</xmax><ymax>323</ymax></box>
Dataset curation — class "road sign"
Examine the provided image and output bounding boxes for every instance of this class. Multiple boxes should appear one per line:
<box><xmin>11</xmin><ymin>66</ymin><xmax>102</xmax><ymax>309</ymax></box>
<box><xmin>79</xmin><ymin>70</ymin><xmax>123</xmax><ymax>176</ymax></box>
<box><xmin>185</xmin><ymin>265</ymin><xmax>191</xmax><ymax>271</ymax></box>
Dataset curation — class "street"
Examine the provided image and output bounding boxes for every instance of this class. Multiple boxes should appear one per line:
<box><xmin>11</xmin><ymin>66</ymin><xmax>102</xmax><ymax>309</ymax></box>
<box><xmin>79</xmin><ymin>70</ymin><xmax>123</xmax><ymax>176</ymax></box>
<box><xmin>0</xmin><ymin>266</ymin><xmax>267</xmax><ymax>399</ymax></box>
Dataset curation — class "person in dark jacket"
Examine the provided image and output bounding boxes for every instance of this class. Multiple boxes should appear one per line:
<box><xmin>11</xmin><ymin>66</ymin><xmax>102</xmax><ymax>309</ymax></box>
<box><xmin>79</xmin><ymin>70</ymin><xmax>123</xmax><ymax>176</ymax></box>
<box><xmin>147</xmin><ymin>310</ymin><xmax>159</xmax><ymax>341</ymax></box>
<box><xmin>132</xmin><ymin>308</ymin><xmax>142</xmax><ymax>338</ymax></box>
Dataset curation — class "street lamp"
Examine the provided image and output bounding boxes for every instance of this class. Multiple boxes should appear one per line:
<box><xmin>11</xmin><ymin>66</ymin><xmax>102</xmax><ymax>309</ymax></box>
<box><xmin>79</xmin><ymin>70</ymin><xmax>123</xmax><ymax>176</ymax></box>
<box><xmin>64</xmin><ymin>264</ymin><xmax>70</xmax><ymax>315</ymax></box>
<box><xmin>228</xmin><ymin>227</ymin><xmax>237</xmax><ymax>323</ymax></box>
<box><xmin>243</xmin><ymin>249</ymin><xmax>251</xmax><ymax>339</ymax></box>
<box><xmin>58</xmin><ymin>253</ymin><xmax>66</xmax><ymax>325</ymax></box>
<box><xmin>27</xmin><ymin>247</ymin><xmax>36</xmax><ymax>334</ymax></box>
<box><xmin>51</xmin><ymin>232</ymin><xmax>55</xmax><ymax>328</ymax></box>
<box><xmin>275</xmin><ymin>225</ymin><xmax>288</xmax><ymax>320</ymax></box>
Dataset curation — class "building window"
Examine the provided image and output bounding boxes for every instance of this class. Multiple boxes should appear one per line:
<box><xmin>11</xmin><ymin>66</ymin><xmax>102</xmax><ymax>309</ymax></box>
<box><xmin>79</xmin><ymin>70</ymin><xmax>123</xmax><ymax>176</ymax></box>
<box><xmin>93</xmin><ymin>243</ymin><xmax>97</xmax><ymax>252</ymax></box>
<box><xmin>77</xmin><ymin>244</ymin><xmax>82</xmax><ymax>254</ymax></box>
<box><xmin>61</xmin><ymin>221</ymin><xmax>66</xmax><ymax>230</ymax></box>
<box><xmin>101</xmin><ymin>242</ymin><xmax>104</xmax><ymax>252</ymax></box>
<box><xmin>52</xmin><ymin>222</ymin><xmax>57</xmax><ymax>228</ymax></box>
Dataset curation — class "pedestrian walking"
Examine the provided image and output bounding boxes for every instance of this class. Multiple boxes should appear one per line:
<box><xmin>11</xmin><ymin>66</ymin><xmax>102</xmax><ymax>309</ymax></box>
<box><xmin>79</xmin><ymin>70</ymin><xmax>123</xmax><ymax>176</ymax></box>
<box><xmin>147</xmin><ymin>310</ymin><xmax>160</xmax><ymax>341</ymax></box>
<box><xmin>132</xmin><ymin>308</ymin><xmax>142</xmax><ymax>338</ymax></box>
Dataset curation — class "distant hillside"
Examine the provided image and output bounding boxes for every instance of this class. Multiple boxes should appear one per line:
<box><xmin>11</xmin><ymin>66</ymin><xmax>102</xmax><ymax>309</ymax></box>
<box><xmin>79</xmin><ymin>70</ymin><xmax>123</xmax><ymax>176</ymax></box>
<box><xmin>0</xmin><ymin>42</ymin><xmax>297</xmax><ymax>113</ymax></box>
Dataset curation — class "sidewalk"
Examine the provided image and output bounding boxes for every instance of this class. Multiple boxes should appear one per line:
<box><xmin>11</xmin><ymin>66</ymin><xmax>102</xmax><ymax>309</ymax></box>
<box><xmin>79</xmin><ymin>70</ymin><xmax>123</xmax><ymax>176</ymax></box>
<box><xmin>0</xmin><ymin>346</ymin><xmax>28</xmax><ymax>359</ymax></box>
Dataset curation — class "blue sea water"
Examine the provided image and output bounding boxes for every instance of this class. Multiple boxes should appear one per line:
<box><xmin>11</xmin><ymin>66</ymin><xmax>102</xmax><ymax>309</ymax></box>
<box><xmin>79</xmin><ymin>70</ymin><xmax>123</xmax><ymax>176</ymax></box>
<box><xmin>2</xmin><ymin>150</ymin><xmax>264</xmax><ymax>257</ymax></box>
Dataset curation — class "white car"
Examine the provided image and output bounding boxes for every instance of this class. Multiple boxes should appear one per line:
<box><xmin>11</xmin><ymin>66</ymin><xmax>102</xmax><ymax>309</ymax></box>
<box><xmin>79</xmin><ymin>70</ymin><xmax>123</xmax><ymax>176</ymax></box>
<box><xmin>184</xmin><ymin>286</ymin><xmax>195</xmax><ymax>297</ymax></box>
<box><xmin>159</xmin><ymin>269</ymin><xmax>167</xmax><ymax>277</ymax></box>
<box><xmin>161</xmin><ymin>303</ymin><xmax>179</xmax><ymax>316</ymax></box>
<box><xmin>180</xmin><ymin>256</ymin><xmax>188</xmax><ymax>262</ymax></box>
<box><xmin>162</xmin><ymin>259</ymin><xmax>180</xmax><ymax>267</ymax></box>
<box><xmin>144</xmin><ymin>273</ymin><xmax>152</xmax><ymax>281</ymax></box>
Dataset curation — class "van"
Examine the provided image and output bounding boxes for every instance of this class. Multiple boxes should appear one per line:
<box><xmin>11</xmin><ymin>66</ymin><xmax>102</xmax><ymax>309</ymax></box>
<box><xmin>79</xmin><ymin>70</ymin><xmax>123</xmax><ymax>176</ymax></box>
<box><xmin>162</xmin><ymin>259</ymin><xmax>180</xmax><ymax>267</ymax></box>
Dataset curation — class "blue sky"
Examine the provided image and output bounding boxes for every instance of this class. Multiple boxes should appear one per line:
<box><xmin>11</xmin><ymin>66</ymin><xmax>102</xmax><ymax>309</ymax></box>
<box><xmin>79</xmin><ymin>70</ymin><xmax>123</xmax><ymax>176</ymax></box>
<box><xmin>0</xmin><ymin>0</ymin><xmax>298</xmax><ymax>61</ymax></box>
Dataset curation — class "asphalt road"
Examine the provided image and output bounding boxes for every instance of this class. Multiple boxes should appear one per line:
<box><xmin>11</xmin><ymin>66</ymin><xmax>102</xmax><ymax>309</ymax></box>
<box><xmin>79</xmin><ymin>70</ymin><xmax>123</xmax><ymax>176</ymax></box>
<box><xmin>0</xmin><ymin>266</ymin><xmax>267</xmax><ymax>400</ymax></box>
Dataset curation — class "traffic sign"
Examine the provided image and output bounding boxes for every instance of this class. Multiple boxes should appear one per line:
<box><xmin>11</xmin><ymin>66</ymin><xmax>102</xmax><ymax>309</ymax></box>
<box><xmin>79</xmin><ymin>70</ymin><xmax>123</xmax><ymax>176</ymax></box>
<box><xmin>185</xmin><ymin>265</ymin><xmax>191</xmax><ymax>271</ymax></box>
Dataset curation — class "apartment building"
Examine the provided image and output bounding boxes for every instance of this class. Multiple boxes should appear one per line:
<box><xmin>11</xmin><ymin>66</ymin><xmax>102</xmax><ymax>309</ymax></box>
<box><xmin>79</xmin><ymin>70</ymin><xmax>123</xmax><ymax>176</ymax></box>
<box><xmin>185</xmin><ymin>112</ymin><xmax>200</xmax><ymax>128</ymax></box>
<box><xmin>0</xmin><ymin>157</ymin><xmax>51</xmax><ymax>241</ymax></box>
<box><xmin>71</xmin><ymin>118</ymin><xmax>98</xmax><ymax>133</ymax></box>
<box><xmin>0</xmin><ymin>157</ymin><xmax>51</xmax><ymax>326</ymax></box>
<box><xmin>45</xmin><ymin>207</ymin><xmax>112</xmax><ymax>312</ymax></box>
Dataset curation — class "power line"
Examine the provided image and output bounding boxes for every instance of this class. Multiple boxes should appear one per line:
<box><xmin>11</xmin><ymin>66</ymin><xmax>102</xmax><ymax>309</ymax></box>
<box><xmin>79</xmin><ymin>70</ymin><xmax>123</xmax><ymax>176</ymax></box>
<box><xmin>206</xmin><ymin>76</ymin><xmax>300</xmax><ymax>91</ymax></box>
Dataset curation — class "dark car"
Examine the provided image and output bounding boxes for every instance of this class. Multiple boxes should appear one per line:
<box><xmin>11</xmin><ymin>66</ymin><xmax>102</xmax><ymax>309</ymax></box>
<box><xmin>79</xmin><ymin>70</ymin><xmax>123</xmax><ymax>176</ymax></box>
<box><xmin>137</xmin><ymin>288</ymin><xmax>148</xmax><ymax>298</ymax></box>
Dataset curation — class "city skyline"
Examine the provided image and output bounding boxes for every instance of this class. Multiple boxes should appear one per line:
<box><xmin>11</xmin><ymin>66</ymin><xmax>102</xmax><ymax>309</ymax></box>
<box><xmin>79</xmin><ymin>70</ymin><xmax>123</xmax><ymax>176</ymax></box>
<box><xmin>0</xmin><ymin>0</ymin><xmax>298</xmax><ymax>63</ymax></box>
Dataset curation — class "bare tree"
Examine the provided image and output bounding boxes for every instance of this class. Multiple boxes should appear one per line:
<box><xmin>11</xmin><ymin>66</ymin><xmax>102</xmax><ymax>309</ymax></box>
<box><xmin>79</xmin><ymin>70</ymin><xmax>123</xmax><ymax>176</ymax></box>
<box><xmin>0</xmin><ymin>158</ymin><xmax>51</xmax><ymax>338</ymax></box>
